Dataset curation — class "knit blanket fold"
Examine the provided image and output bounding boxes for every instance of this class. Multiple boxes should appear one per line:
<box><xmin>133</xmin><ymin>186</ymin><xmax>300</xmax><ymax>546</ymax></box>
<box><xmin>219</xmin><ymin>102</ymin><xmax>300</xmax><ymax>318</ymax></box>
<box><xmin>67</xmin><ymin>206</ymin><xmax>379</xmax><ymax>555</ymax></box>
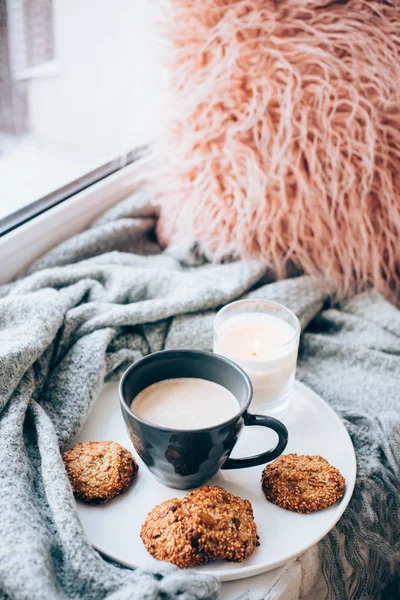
<box><xmin>0</xmin><ymin>190</ymin><xmax>398</xmax><ymax>600</ymax></box>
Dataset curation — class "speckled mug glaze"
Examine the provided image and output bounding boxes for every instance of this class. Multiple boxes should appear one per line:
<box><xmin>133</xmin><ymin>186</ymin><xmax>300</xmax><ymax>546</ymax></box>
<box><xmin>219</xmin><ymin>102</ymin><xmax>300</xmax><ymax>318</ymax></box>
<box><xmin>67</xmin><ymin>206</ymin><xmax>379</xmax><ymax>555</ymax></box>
<box><xmin>119</xmin><ymin>350</ymin><xmax>288</xmax><ymax>489</ymax></box>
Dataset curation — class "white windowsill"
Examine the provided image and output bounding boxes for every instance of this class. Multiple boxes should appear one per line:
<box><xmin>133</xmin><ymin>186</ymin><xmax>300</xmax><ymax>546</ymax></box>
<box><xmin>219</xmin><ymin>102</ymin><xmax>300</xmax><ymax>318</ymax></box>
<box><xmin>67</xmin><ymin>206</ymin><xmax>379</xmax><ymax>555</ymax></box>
<box><xmin>0</xmin><ymin>134</ymin><xmax>122</xmax><ymax>220</ymax></box>
<box><xmin>0</xmin><ymin>158</ymin><xmax>148</xmax><ymax>284</ymax></box>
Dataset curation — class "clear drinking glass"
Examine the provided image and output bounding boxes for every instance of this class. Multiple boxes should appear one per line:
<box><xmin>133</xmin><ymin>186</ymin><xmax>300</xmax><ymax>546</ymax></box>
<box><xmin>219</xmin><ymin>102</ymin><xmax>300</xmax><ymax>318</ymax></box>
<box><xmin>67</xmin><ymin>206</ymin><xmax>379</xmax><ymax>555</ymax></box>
<box><xmin>213</xmin><ymin>299</ymin><xmax>300</xmax><ymax>416</ymax></box>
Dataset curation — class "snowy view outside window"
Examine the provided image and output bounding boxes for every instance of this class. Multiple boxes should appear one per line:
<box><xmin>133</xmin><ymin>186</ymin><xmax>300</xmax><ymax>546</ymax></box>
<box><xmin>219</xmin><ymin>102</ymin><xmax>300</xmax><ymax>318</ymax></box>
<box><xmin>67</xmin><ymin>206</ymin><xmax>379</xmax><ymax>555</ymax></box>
<box><xmin>0</xmin><ymin>0</ymin><xmax>164</xmax><ymax>223</ymax></box>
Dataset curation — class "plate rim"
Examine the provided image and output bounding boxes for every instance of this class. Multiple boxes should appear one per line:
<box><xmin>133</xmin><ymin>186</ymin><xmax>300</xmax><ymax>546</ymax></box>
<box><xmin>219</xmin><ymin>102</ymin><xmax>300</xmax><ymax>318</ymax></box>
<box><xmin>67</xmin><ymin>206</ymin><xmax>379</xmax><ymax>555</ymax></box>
<box><xmin>78</xmin><ymin>380</ymin><xmax>357</xmax><ymax>582</ymax></box>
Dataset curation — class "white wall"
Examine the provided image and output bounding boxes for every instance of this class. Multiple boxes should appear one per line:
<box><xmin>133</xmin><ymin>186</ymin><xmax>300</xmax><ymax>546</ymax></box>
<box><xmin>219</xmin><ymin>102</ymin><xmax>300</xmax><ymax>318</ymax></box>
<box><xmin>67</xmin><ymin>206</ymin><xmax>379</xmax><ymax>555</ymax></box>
<box><xmin>28</xmin><ymin>0</ymin><xmax>165</xmax><ymax>155</ymax></box>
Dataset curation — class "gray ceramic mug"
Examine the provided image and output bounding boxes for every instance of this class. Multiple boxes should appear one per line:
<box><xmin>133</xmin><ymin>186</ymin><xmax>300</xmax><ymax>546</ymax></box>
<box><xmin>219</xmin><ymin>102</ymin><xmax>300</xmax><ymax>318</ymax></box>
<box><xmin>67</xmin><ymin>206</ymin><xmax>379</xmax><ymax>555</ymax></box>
<box><xmin>120</xmin><ymin>349</ymin><xmax>288</xmax><ymax>489</ymax></box>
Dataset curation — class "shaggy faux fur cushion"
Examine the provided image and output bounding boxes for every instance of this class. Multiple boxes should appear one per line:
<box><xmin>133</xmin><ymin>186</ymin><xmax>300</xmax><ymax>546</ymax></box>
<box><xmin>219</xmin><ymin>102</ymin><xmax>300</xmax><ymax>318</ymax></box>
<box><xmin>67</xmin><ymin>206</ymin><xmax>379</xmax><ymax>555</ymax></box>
<box><xmin>155</xmin><ymin>0</ymin><xmax>400</xmax><ymax>300</ymax></box>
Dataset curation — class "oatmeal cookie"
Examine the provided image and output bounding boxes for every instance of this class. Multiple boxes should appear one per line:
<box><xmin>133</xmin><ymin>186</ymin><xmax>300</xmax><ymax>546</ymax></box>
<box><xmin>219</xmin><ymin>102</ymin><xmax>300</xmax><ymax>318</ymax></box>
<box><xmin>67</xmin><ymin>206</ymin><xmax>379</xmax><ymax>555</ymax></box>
<box><xmin>140</xmin><ymin>485</ymin><xmax>259</xmax><ymax>568</ymax></box>
<box><xmin>63</xmin><ymin>441</ymin><xmax>138</xmax><ymax>504</ymax></box>
<box><xmin>261</xmin><ymin>454</ymin><xmax>345</xmax><ymax>513</ymax></box>
<box><xmin>140</xmin><ymin>497</ymin><xmax>202</xmax><ymax>568</ymax></box>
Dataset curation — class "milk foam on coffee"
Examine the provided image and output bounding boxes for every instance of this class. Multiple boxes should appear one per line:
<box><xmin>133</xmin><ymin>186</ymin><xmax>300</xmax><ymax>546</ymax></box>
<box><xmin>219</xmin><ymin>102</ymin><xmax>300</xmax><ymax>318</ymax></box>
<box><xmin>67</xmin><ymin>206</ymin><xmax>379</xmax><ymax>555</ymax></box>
<box><xmin>131</xmin><ymin>377</ymin><xmax>239</xmax><ymax>429</ymax></box>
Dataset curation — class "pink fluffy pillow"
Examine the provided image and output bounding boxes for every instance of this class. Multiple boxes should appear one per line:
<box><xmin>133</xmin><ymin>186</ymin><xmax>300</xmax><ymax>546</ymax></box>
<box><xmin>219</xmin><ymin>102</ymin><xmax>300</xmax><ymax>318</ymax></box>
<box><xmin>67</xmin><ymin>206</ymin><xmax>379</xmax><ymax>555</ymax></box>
<box><xmin>155</xmin><ymin>0</ymin><xmax>400</xmax><ymax>300</ymax></box>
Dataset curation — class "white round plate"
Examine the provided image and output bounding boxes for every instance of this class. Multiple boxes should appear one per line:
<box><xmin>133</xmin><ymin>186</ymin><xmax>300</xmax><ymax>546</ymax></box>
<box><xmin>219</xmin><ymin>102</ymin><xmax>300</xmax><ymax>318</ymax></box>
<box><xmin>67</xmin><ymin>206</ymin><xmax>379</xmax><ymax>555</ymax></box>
<box><xmin>72</xmin><ymin>380</ymin><xmax>356</xmax><ymax>582</ymax></box>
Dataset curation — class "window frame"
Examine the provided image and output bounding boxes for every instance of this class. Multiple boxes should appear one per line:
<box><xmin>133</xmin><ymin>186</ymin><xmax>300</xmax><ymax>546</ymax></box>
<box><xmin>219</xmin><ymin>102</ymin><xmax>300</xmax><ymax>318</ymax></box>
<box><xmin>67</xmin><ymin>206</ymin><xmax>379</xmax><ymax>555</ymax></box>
<box><xmin>0</xmin><ymin>153</ymin><xmax>149</xmax><ymax>284</ymax></box>
<box><xmin>0</xmin><ymin>146</ymin><xmax>147</xmax><ymax>237</ymax></box>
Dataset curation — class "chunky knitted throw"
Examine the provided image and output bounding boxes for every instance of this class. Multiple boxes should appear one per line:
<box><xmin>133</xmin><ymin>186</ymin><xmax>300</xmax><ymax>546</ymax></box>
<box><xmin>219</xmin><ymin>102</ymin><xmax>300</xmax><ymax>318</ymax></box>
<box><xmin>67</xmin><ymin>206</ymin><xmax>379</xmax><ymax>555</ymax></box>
<box><xmin>0</xmin><ymin>191</ymin><xmax>398</xmax><ymax>599</ymax></box>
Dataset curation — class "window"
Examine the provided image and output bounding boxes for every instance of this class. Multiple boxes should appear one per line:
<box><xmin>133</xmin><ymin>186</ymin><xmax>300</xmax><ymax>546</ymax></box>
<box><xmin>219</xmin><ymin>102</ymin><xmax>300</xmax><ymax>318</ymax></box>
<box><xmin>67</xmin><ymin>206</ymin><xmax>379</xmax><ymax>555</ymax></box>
<box><xmin>0</xmin><ymin>0</ymin><xmax>163</xmax><ymax>234</ymax></box>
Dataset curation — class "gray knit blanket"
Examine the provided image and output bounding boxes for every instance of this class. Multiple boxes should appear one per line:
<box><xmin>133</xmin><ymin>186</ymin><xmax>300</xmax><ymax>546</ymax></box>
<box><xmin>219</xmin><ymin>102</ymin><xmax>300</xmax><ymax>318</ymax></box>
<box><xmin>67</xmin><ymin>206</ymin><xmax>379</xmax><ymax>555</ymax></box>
<box><xmin>0</xmin><ymin>190</ymin><xmax>399</xmax><ymax>600</ymax></box>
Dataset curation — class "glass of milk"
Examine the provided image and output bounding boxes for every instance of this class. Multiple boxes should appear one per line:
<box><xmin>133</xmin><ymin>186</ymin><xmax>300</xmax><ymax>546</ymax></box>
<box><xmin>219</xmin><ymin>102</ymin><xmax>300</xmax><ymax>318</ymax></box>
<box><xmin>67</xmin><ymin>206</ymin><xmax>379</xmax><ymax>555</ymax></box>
<box><xmin>213</xmin><ymin>300</ymin><xmax>300</xmax><ymax>416</ymax></box>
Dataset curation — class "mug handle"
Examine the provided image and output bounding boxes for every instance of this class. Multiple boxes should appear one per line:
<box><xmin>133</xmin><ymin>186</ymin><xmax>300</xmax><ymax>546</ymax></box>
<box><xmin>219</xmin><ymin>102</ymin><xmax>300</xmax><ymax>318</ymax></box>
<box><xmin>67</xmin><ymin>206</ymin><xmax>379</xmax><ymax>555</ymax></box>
<box><xmin>221</xmin><ymin>412</ymin><xmax>288</xmax><ymax>470</ymax></box>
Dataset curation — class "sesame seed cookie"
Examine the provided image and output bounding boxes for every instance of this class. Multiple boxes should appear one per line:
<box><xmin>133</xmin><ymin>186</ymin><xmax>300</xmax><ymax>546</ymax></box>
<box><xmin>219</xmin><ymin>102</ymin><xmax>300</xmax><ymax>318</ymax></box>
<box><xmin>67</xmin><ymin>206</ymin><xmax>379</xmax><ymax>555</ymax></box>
<box><xmin>63</xmin><ymin>441</ymin><xmax>138</xmax><ymax>504</ymax></box>
<box><xmin>141</xmin><ymin>497</ymin><xmax>202</xmax><ymax>568</ymax></box>
<box><xmin>261</xmin><ymin>454</ymin><xmax>345</xmax><ymax>514</ymax></box>
<box><xmin>140</xmin><ymin>485</ymin><xmax>259</xmax><ymax>568</ymax></box>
